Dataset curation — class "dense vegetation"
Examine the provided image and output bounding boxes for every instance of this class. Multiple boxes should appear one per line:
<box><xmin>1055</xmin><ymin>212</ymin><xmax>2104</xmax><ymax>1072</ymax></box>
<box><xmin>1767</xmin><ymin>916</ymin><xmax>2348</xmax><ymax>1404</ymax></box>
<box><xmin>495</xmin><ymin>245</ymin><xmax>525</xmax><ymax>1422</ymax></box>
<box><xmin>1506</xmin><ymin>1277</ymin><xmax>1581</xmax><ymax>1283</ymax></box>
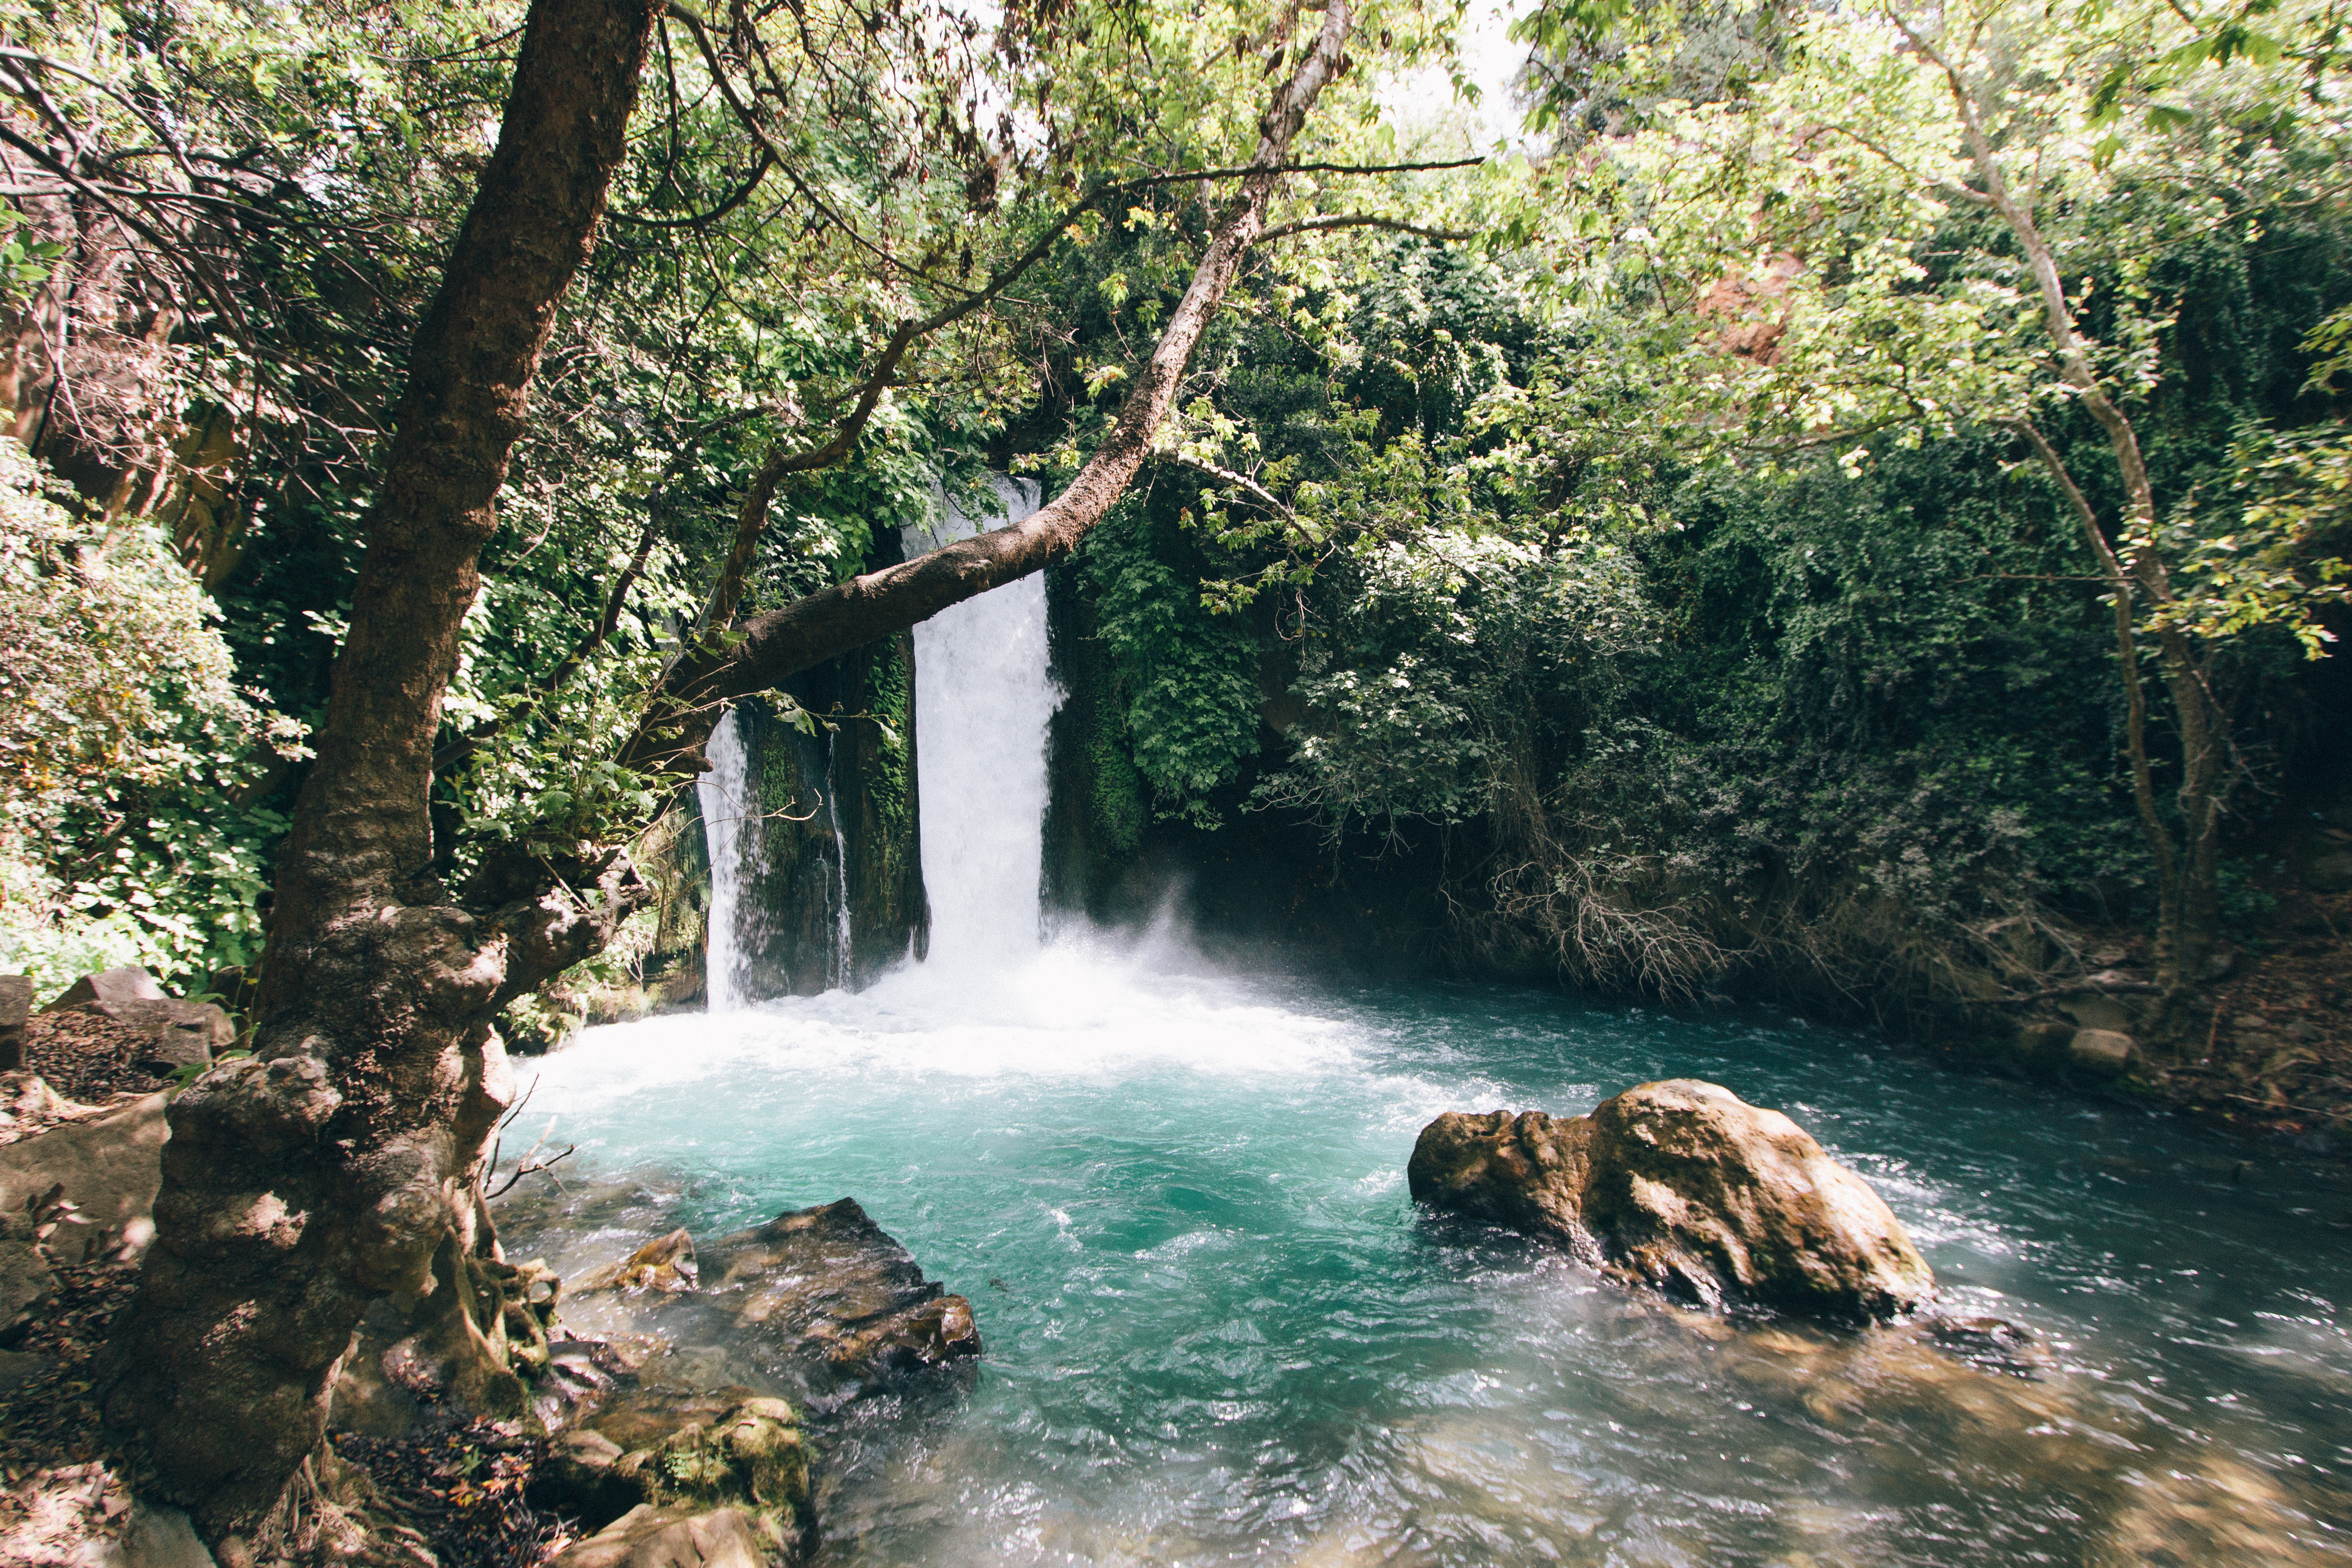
<box><xmin>0</xmin><ymin>0</ymin><xmax>2346</xmax><ymax>1546</ymax></box>
<box><xmin>0</xmin><ymin>0</ymin><xmax>2341</xmax><ymax>1026</ymax></box>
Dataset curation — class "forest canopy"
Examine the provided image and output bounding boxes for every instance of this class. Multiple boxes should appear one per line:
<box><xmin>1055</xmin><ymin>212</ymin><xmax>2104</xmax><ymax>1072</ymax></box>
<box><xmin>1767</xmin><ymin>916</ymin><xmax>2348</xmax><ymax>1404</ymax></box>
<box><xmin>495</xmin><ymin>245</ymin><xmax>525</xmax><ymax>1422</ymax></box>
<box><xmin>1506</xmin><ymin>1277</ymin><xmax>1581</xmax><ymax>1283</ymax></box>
<box><xmin>0</xmin><ymin>0</ymin><xmax>2342</xmax><ymax>1007</ymax></box>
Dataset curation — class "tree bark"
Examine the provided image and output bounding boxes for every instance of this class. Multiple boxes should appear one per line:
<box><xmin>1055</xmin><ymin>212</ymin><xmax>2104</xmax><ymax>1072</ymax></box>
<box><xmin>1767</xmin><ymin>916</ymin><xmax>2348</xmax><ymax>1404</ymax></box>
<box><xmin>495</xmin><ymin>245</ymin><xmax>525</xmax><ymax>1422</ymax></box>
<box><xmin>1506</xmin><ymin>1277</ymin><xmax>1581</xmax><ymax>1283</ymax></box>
<box><xmin>1914</xmin><ymin>19</ymin><xmax>2227</xmax><ymax>996</ymax></box>
<box><xmin>97</xmin><ymin>0</ymin><xmax>661</xmax><ymax>1549</ymax></box>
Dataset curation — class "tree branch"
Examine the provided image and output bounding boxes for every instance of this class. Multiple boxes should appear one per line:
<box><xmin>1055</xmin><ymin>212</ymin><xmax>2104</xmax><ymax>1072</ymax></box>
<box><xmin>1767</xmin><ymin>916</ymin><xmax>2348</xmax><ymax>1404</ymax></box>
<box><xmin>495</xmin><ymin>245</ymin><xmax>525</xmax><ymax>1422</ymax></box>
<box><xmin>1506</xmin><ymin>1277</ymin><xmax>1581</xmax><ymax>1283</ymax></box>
<box><xmin>1255</xmin><ymin>213</ymin><xmax>1473</xmax><ymax>244</ymax></box>
<box><xmin>621</xmin><ymin>0</ymin><xmax>1360</xmax><ymax>775</ymax></box>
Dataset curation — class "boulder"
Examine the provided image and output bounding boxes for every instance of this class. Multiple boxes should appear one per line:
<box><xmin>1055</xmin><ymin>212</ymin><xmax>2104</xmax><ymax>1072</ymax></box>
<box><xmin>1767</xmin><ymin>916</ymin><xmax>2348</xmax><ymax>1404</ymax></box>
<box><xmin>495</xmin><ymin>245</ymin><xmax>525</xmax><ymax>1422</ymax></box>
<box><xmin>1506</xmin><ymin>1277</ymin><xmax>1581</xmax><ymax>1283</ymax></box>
<box><xmin>0</xmin><ymin>1090</ymin><xmax>168</xmax><ymax>1257</ymax></box>
<box><xmin>550</xmin><ymin>1506</ymin><xmax>788</xmax><ymax>1568</ymax></box>
<box><xmin>0</xmin><ymin>975</ymin><xmax>29</xmax><ymax>1070</ymax></box>
<box><xmin>570</xmin><ymin>1198</ymin><xmax>982</xmax><ymax>1407</ymax></box>
<box><xmin>105</xmin><ymin>1000</ymin><xmax>233</xmax><ymax>1074</ymax></box>
<box><xmin>700</xmin><ymin>1198</ymin><xmax>982</xmax><ymax>1386</ymax></box>
<box><xmin>2008</xmin><ymin>1021</ymin><xmax>2076</xmax><ymax>1076</ymax></box>
<box><xmin>1407</xmin><ymin>1080</ymin><xmax>1934</xmax><ymax>1321</ymax></box>
<box><xmin>2066</xmin><ymin>1029</ymin><xmax>2139</xmax><ymax>1078</ymax></box>
<box><xmin>41</xmin><ymin>967</ymin><xmax>167</xmax><ymax>1013</ymax></box>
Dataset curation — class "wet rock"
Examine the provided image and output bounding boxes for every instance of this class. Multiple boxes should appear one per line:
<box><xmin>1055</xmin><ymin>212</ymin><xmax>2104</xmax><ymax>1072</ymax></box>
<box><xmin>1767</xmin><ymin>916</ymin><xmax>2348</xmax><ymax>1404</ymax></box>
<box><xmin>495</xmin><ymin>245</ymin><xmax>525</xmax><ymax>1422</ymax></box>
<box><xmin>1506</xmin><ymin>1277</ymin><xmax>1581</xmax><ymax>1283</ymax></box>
<box><xmin>1923</xmin><ymin>1313</ymin><xmax>2046</xmax><ymax>1378</ymax></box>
<box><xmin>818</xmin><ymin>1293</ymin><xmax>979</xmax><ymax>1379</ymax></box>
<box><xmin>550</xmin><ymin>1505</ymin><xmax>788</xmax><ymax>1568</ymax></box>
<box><xmin>700</xmin><ymin>1198</ymin><xmax>982</xmax><ymax>1386</ymax></box>
<box><xmin>2067</xmin><ymin>1029</ymin><xmax>2139</xmax><ymax>1078</ymax></box>
<box><xmin>0</xmin><ymin>976</ymin><xmax>28</xmax><ymax>1071</ymax></box>
<box><xmin>0</xmin><ymin>1090</ymin><xmax>168</xmax><ymax>1256</ymax></box>
<box><xmin>1408</xmin><ymin>1080</ymin><xmax>1934</xmax><ymax>1320</ymax></box>
<box><xmin>576</xmin><ymin>1229</ymin><xmax>697</xmax><ymax>1295</ymax></box>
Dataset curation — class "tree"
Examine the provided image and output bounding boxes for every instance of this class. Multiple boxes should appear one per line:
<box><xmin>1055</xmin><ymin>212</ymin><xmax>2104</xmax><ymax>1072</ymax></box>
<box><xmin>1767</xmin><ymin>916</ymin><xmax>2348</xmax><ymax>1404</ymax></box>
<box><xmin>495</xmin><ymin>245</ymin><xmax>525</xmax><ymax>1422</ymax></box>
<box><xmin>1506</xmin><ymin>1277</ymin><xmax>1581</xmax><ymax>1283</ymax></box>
<box><xmin>1508</xmin><ymin>0</ymin><xmax>2351</xmax><ymax>1005</ymax></box>
<box><xmin>93</xmin><ymin>0</ymin><xmax>1366</xmax><ymax>1548</ymax></box>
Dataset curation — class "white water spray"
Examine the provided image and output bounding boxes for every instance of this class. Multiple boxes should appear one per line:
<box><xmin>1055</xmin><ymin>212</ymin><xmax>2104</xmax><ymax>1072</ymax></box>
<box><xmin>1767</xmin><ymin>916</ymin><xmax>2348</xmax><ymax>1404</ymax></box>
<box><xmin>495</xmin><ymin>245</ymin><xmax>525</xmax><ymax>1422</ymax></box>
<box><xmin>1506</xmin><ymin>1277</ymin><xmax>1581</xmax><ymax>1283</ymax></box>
<box><xmin>825</xmin><ymin>737</ymin><xmax>853</xmax><ymax>987</ymax></box>
<box><xmin>905</xmin><ymin>476</ymin><xmax>1061</xmax><ymax>965</ymax></box>
<box><xmin>697</xmin><ymin>707</ymin><xmax>752</xmax><ymax>1011</ymax></box>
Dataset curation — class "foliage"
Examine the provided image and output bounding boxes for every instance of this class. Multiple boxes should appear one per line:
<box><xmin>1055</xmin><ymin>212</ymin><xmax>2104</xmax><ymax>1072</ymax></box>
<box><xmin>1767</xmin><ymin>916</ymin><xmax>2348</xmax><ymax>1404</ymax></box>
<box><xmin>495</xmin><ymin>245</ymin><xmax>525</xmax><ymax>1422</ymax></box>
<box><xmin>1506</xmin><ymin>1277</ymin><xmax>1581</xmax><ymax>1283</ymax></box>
<box><xmin>0</xmin><ymin>438</ymin><xmax>299</xmax><ymax>989</ymax></box>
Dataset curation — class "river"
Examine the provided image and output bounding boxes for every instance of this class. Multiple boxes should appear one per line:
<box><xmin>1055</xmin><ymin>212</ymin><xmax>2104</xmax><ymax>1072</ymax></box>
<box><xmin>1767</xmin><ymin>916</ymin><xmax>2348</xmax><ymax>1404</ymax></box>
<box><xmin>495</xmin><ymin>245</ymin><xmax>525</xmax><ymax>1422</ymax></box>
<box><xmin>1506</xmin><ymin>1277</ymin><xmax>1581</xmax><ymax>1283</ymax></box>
<box><xmin>505</xmin><ymin>480</ymin><xmax>2352</xmax><ymax>1564</ymax></box>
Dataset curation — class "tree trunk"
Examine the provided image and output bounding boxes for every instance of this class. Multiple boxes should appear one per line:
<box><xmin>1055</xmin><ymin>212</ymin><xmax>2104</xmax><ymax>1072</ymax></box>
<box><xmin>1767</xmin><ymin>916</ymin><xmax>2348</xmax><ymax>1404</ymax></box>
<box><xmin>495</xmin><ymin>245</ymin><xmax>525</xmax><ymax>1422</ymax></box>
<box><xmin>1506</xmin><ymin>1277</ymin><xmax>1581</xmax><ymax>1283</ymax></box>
<box><xmin>1922</xmin><ymin>24</ymin><xmax>2228</xmax><ymax>1001</ymax></box>
<box><xmin>97</xmin><ymin>0</ymin><xmax>1357</xmax><ymax>1549</ymax></box>
<box><xmin>96</xmin><ymin>0</ymin><xmax>661</xmax><ymax>1550</ymax></box>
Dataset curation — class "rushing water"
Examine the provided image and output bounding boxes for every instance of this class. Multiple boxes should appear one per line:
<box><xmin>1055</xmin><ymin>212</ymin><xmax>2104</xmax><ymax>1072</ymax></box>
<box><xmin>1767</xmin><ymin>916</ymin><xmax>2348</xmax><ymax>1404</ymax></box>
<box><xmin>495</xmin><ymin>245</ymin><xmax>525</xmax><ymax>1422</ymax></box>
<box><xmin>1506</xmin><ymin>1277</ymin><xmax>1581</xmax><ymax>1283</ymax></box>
<box><xmin>903</xmin><ymin>474</ymin><xmax>1057</xmax><ymax>963</ymax></box>
<box><xmin>516</xmin><ymin>480</ymin><xmax>2352</xmax><ymax>1563</ymax></box>
<box><xmin>695</xmin><ymin>708</ymin><xmax>754</xmax><ymax>1013</ymax></box>
<box><xmin>510</xmin><ymin>947</ymin><xmax>2352</xmax><ymax>1565</ymax></box>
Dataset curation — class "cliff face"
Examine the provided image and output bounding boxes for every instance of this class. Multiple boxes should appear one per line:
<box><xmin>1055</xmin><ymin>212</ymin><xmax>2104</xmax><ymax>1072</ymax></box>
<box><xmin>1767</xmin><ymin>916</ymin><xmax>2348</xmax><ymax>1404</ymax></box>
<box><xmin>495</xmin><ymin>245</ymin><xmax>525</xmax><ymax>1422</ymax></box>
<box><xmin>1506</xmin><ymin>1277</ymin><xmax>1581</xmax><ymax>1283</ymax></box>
<box><xmin>710</xmin><ymin>636</ymin><xmax>929</xmax><ymax>1000</ymax></box>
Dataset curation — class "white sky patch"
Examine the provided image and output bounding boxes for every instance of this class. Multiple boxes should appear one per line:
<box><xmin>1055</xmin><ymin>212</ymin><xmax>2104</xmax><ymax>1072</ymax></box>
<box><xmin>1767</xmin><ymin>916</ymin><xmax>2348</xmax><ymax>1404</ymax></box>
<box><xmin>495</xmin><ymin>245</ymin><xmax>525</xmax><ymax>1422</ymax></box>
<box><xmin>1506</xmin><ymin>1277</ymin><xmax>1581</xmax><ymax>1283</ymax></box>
<box><xmin>1376</xmin><ymin>0</ymin><xmax>1542</xmax><ymax>159</ymax></box>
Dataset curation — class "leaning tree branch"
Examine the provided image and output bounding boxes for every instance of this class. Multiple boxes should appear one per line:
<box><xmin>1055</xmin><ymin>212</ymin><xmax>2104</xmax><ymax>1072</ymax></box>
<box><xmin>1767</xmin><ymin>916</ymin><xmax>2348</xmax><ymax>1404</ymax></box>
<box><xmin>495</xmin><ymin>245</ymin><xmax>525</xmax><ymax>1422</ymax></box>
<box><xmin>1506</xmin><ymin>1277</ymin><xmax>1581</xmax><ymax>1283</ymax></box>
<box><xmin>620</xmin><ymin>0</ymin><xmax>1359</xmax><ymax>775</ymax></box>
<box><xmin>1254</xmin><ymin>213</ymin><xmax>1473</xmax><ymax>244</ymax></box>
<box><xmin>1153</xmin><ymin>450</ymin><xmax>1294</xmax><ymax>516</ymax></box>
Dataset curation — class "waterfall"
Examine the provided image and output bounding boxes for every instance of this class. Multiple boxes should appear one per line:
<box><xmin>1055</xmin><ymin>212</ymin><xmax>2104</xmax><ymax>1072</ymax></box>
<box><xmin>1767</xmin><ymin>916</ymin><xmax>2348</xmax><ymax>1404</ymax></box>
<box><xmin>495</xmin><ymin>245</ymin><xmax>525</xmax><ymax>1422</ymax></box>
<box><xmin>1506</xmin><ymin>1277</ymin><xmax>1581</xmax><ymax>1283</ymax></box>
<box><xmin>697</xmin><ymin>707</ymin><xmax>751</xmax><ymax>1011</ymax></box>
<box><xmin>906</xmin><ymin>476</ymin><xmax>1062</xmax><ymax>965</ymax></box>
<box><xmin>825</xmin><ymin>734</ymin><xmax>854</xmax><ymax>987</ymax></box>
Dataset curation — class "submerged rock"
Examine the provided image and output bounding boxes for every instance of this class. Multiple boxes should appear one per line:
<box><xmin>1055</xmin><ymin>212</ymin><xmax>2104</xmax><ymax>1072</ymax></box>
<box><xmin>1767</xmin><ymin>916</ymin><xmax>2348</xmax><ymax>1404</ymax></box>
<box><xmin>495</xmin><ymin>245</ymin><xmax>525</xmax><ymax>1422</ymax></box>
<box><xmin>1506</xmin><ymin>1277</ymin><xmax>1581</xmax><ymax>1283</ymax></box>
<box><xmin>576</xmin><ymin>1229</ymin><xmax>697</xmax><ymax>1295</ymax></box>
<box><xmin>700</xmin><ymin>1198</ymin><xmax>982</xmax><ymax>1384</ymax></box>
<box><xmin>1408</xmin><ymin>1079</ymin><xmax>1934</xmax><ymax>1320</ymax></box>
<box><xmin>562</xmin><ymin>1198</ymin><xmax>983</xmax><ymax>1400</ymax></box>
<box><xmin>551</xmin><ymin>1504</ymin><xmax>789</xmax><ymax>1568</ymax></box>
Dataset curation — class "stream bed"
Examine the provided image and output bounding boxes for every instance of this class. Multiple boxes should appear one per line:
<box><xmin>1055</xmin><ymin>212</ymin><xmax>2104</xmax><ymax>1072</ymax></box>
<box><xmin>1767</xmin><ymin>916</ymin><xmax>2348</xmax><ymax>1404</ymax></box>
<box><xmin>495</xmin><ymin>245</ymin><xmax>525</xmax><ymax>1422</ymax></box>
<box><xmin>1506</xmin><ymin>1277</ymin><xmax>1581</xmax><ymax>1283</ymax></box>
<box><xmin>503</xmin><ymin>935</ymin><xmax>2352</xmax><ymax>1566</ymax></box>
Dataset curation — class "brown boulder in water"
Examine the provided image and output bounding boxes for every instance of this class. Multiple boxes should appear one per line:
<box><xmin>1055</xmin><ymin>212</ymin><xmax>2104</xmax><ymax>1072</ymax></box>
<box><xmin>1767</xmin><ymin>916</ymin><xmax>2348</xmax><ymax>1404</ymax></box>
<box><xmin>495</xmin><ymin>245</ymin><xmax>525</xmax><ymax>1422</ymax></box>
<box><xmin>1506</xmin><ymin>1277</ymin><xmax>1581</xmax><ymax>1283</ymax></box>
<box><xmin>1407</xmin><ymin>1079</ymin><xmax>1934</xmax><ymax>1321</ymax></box>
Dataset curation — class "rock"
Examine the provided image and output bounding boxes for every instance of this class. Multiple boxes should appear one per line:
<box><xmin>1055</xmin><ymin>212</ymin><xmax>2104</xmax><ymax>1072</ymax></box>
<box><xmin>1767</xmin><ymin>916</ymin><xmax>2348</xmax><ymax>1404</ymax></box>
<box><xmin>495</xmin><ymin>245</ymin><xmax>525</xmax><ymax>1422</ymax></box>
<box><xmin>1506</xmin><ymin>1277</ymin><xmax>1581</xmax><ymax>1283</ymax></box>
<box><xmin>0</xmin><ymin>1346</ymin><xmax>51</xmax><ymax>1391</ymax></box>
<box><xmin>0</xmin><ymin>1090</ymin><xmax>168</xmax><ymax>1258</ymax></box>
<box><xmin>105</xmin><ymin>1000</ymin><xmax>233</xmax><ymax>1074</ymax></box>
<box><xmin>2008</xmin><ymin>1022</ymin><xmax>2076</xmax><ymax>1075</ymax></box>
<box><xmin>2067</xmin><ymin>1029</ymin><xmax>2139</xmax><ymax>1078</ymax></box>
<box><xmin>1</xmin><ymin>1208</ymin><xmax>57</xmax><ymax>1322</ymax></box>
<box><xmin>819</xmin><ymin>1293</ymin><xmax>979</xmax><ymax>1379</ymax></box>
<box><xmin>0</xmin><ymin>1070</ymin><xmax>94</xmax><ymax>1145</ymax></box>
<box><xmin>550</xmin><ymin>1506</ymin><xmax>788</xmax><ymax>1568</ymax></box>
<box><xmin>2056</xmin><ymin>992</ymin><xmax>2135</xmax><ymax>1035</ymax></box>
<box><xmin>571</xmin><ymin>1198</ymin><xmax>982</xmax><ymax>1408</ymax></box>
<box><xmin>0</xmin><ymin>975</ymin><xmax>29</xmax><ymax>1070</ymax></box>
<box><xmin>614</xmin><ymin>1397</ymin><xmax>810</xmax><ymax>1520</ymax></box>
<box><xmin>535</xmin><ymin>1395</ymin><xmax>813</xmax><ymax>1556</ymax></box>
<box><xmin>533</xmin><ymin>1427</ymin><xmax>641</xmax><ymax>1528</ymax></box>
<box><xmin>576</xmin><ymin>1228</ymin><xmax>697</xmax><ymax>1295</ymax></box>
<box><xmin>41</xmin><ymin>967</ymin><xmax>166</xmax><ymax>1013</ymax></box>
<box><xmin>700</xmin><ymin>1198</ymin><xmax>982</xmax><ymax>1388</ymax></box>
<box><xmin>1407</xmin><ymin>1080</ymin><xmax>1934</xmax><ymax>1321</ymax></box>
<box><xmin>104</xmin><ymin>1500</ymin><xmax>217</xmax><ymax>1568</ymax></box>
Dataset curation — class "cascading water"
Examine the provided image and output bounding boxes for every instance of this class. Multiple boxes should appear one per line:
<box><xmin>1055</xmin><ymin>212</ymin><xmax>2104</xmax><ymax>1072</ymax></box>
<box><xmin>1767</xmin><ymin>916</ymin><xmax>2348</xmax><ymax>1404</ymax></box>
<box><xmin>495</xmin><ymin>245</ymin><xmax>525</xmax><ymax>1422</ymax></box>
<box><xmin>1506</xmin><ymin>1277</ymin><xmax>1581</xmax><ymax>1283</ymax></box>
<box><xmin>527</xmin><ymin>477</ymin><xmax>2352</xmax><ymax>1566</ymax></box>
<box><xmin>695</xmin><ymin>706</ymin><xmax>752</xmax><ymax>1012</ymax></box>
<box><xmin>903</xmin><ymin>475</ymin><xmax>1059</xmax><ymax>964</ymax></box>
